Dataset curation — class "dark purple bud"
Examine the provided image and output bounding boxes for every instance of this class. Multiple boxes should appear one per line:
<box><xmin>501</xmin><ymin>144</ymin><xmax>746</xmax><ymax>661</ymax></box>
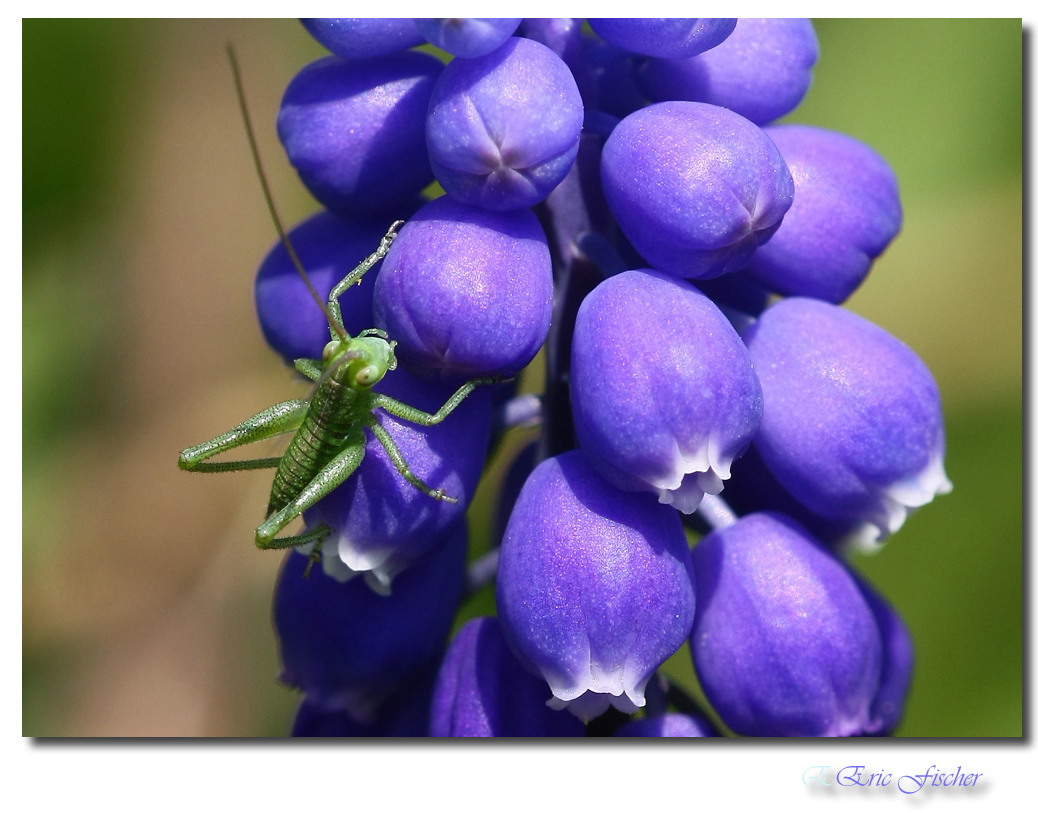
<box><xmin>426</xmin><ymin>37</ymin><xmax>583</xmax><ymax>211</ymax></box>
<box><xmin>274</xmin><ymin>522</ymin><xmax>467</xmax><ymax>720</ymax></box>
<box><xmin>639</xmin><ymin>19</ymin><xmax>819</xmax><ymax>125</ymax></box>
<box><xmin>743</xmin><ymin>297</ymin><xmax>952</xmax><ymax>546</ymax></box>
<box><xmin>277</xmin><ymin>52</ymin><xmax>442</xmax><ymax>217</ymax></box>
<box><xmin>430</xmin><ymin>617</ymin><xmax>585</xmax><ymax>737</ymax></box>
<box><xmin>254</xmin><ymin>210</ymin><xmax>397</xmax><ymax>364</ymax></box>
<box><xmin>373</xmin><ymin>196</ymin><xmax>553</xmax><ymax>382</ymax></box>
<box><xmin>856</xmin><ymin>578</ymin><xmax>914</xmax><ymax>735</ymax></box>
<box><xmin>587</xmin><ymin>18</ymin><xmax>736</xmax><ymax>59</ymax></box>
<box><xmin>305</xmin><ymin>370</ymin><xmax>491</xmax><ymax>591</ymax></box>
<box><xmin>582</xmin><ymin>38</ymin><xmax>649</xmax><ymax>118</ymax></box>
<box><xmin>571</xmin><ymin>270</ymin><xmax>763</xmax><ymax>513</ymax></box>
<box><xmin>744</xmin><ymin>124</ymin><xmax>903</xmax><ymax>303</ymax></box>
<box><xmin>497</xmin><ymin>450</ymin><xmax>696</xmax><ymax>720</ymax></box>
<box><xmin>412</xmin><ymin>18</ymin><xmax>521</xmax><ymax>58</ymax></box>
<box><xmin>300</xmin><ymin>18</ymin><xmax>425</xmax><ymax>59</ymax></box>
<box><xmin>615</xmin><ymin>713</ymin><xmax>717</xmax><ymax>737</ymax></box>
<box><xmin>691</xmin><ymin>512</ymin><xmax>883</xmax><ymax>736</ymax></box>
<box><xmin>601</xmin><ymin>101</ymin><xmax>794</xmax><ymax>279</ymax></box>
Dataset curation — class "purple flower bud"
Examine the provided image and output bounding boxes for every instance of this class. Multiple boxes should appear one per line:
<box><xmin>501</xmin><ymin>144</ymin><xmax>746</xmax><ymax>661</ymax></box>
<box><xmin>373</xmin><ymin>196</ymin><xmax>553</xmax><ymax>382</ymax></box>
<box><xmin>856</xmin><ymin>577</ymin><xmax>914</xmax><ymax>735</ymax></box>
<box><xmin>426</xmin><ymin>37</ymin><xmax>583</xmax><ymax>211</ymax></box>
<box><xmin>497</xmin><ymin>450</ymin><xmax>696</xmax><ymax>720</ymax></box>
<box><xmin>691</xmin><ymin>512</ymin><xmax>883</xmax><ymax>736</ymax></box>
<box><xmin>571</xmin><ymin>270</ymin><xmax>763</xmax><ymax>513</ymax></box>
<box><xmin>274</xmin><ymin>522</ymin><xmax>467</xmax><ymax>721</ymax></box>
<box><xmin>300</xmin><ymin>18</ymin><xmax>425</xmax><ymax>59</ymax></box>
<box><xmin>744</xmin><ymin>124</ymin><xmax>903</xmax><ymax>303</ymax></box>
<box><xmin>601</xmin><ymin>101</ymin><xmax>794</xmax><ymax>279</ymax></box>
<box><xmin>254</xmin><ymin>210</ymin><xmax>397</xmax><ymax>364</ymax></box>
<box><xmin>743</xmin><ymin>297</ymin><xmax>952</xmax><ymax>546</ymax></box>
<box><xmin>582</xmin><ymin>38</ymin><xmax>649</xmax><ymax>119</ymax></box>
<box><xmin>639</xmin><ymin>19</ymin><xmax>819</xmax><ymax>125</ymax></box>
<box><xmin>430</xmin><ymin>617</ymin><xmax>586</xmax><ymax>737</ymax></box>
<box><xmin>413</xmin><ymin>18</ymin><xmax>521</xmax><ymax>58</ymax></box>
<box><xmin>305</xmin><ymin>369</ymin><xmax>491</xmax><ymax>591</ymax></box>
<box><xmin>277</xmin><ymin>52</ymin><xmax>442</xmax><ymax>217</ymax></box>
<box><xmin>587</xmin><ymin>18</ymin><xmax>736</xmax><ymax>59</ymax></box>
<box><xmin>614</xmin><ymin>713</ymin><xmax>717</xmax><ymax>737</ymax></box>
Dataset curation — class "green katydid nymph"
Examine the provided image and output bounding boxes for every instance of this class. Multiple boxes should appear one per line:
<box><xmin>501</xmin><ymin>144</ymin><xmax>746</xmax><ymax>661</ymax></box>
<box><xmin>179</xmin><ymin>46</ymin><xmax>495</xmax><ymax>576</ymax></box>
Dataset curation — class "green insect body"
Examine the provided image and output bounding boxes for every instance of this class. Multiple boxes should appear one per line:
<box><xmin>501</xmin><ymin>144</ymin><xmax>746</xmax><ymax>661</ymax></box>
<box><xmin>178</xmin><ymin>223</ymin><xmax>496</xmax><ymax>569</ymax></box>
<box><xmin>179</xmin><ymin>50</ymin><xmax>494</xmax><ymax>574</ymax></box>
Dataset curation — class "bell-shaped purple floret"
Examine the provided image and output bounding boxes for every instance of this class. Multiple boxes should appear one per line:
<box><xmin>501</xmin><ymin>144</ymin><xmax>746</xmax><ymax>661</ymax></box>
<box><xmin>305</xmin><ymin>369</ymin><xmax>491</xmax><ymax>592</ymax></box>
<box><xmin>412</xmin><ymin>18</ymin><xmax>521</xmax><ymax>58</ymax></box>
<box><xmin>639</xmin><ymin>19</ymin><xmax>819</xmax><ymax>126</ymax></box>
<box><xmin>587</xmin><ymin>18</ymin><xmax>736</xmax><ymax>59</ymax></box>
<box><xmin>582</xmin><ymin>38</ymin><xmax>649</xmax><ymax>119</ymax></box>
<box><xmin>571</xmin><ymin>270</ymin><xmax>763</xmax><ymax>513</ymax></box>
<box><xmin>426</xmin><ymin>37</ymin><xmax>583</xmax><ymax>211</ymax></box>
<box><xmin>744</xmin><ymin>125</ymin><xmax>903</xmax><ymax>303</ymax></box>
<box><xmin>430</xmin><ymin>617</ymin><xmax>586</xmax><ymax>737</ymax></box>
<box><xmin>601</xmin><ymin>101</ymin><xmax>794</xmax><ymax>279</ymax></box>
<box><xmin>254</xmin><ymin>210</ymin><xmax>397</xmax><ymax>364</ymax></box>
<box><xmin>497</xmin><ymin>450</ymin><xmax>696</xmax><ymax>720</ymax></box>
<box><xmin>277</xmin><ymin>52</ymin><xmax>442</xmax><ymax>217</ymax></box>
<box><xmin>856</xmin><ymin>577</ymin><xmax>914</xmax><ymax>735</ymax></box>
<box><xmin>300</xmin><ymin>18</ymin><xmax>425</xmax><ymax>59</ymax></box>
<box><xmin>743</xmin><ymin>297</ymin><xmax>952</xmax><ymax>546</ymax></box>
<box><xmin>614</xmin><ymin>713</ymin><xmax>717</xmax><ymax>737</ymax></box>
<box><xmin>274</xmin><ymin>522</ymin><xmax>467</xmax><ymax>722</ymax></box>
<box><xmin>691</xmin><ymin>512</ymin><xmax>883</xmax><ymax>736</ymax></box>
<box><xmin>372</xmin><ymin>196</ymin><xmax>553</xmax><ymax>382</ymax></box>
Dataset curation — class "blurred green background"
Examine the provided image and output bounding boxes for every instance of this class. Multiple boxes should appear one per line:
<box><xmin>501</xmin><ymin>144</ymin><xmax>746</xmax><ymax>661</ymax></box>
<box><xmin>22</xmin><ymin>19</ymin><xmax>1022</xmax><ymax>736</ymax></box>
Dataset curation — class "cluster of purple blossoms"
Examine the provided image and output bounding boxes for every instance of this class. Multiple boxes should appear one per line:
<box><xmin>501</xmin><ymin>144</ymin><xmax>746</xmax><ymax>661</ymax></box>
<box><xmin>256</xmin><ymin>18</ymin><xmax>950</xmax><ymax>737</ymax></box>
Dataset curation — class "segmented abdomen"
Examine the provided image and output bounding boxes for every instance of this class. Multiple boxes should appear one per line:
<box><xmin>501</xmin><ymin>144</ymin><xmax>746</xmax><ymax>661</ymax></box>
<box><xmin>267</xmin><ymin>379</ymin><xmax>364</xmax><ymax>516</ymax></box>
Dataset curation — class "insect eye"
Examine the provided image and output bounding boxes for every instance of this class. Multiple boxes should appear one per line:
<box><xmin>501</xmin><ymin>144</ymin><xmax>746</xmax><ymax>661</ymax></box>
<box><xmin>355</xmin><ymin>365</ymin><xmax>381</xmax><ymax>387</ymax></box>
<box><xmin>322</xmin><ymin>340</ymin><xmax>340</xmax><ymax>362</ymax></box>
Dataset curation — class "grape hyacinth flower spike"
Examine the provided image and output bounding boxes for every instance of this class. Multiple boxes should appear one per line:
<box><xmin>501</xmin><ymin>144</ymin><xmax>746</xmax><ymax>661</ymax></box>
<box><xmin>571</xmin><ymin>269</ymin><xmax>763</xmax><ymax>513</ymax></box>
<box><xmin>497</xmin><ymin>450</ymin><xmax>696</xmax><ymax>720</ymax></box>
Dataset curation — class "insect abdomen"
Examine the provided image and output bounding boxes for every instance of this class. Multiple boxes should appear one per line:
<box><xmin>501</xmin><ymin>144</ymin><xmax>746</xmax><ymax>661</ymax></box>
<box><xmin>267</xmin><ymin>380</ymin><xmax>364</xmax><ymax>516</ymax></box>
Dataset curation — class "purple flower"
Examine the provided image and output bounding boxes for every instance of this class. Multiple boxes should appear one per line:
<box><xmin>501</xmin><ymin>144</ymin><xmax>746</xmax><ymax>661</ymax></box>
<box><xmin>299</xmin><ymin>18</ymin><xmax>425</xmax><ymax>59</ymax></box>
<box><xmin>274</xmin><ymin>522</ymin><xmax>467</xmax><ymax>721</ymax></box>
<box><xmin>430</xmin><ymin>617</ymin><xmax>585</xmax><ymax>737</ymax></box>
<box><xmin>425</xmin><ymin>37</ymin><xmax>583</xmax><ymax>211</ymax></box>
<box><xmin>690</xmin><ymin>512</ymin><xmax>883</xmax><ymax>736</ymax></box>
<box><xmin>744</xmin><ymin>124</ymin><xmax>903</xmax><ymax>303</ymax></box>
<box><xmin>496</xmin><ymin>450</ymin><xmax>696</xmax><ymax>720</ymax></box>
<box><xmin>614</xmin><ymin>713</ymin><xmax>717</xmax><ymax>737</ymax></box>
<box><xmin>277</xmin><ymin>52</ymin><xmax>442</xmax><ymax>216</ymax></box>
<box><xmin>856</xmin><ymin>577</ymin><xmax>915</xmax><ymax>735</ymax></box>
<box><xmin>743</xmin><ymin>297</ymin><xmax>952</xmax><ymax>546</ymax></box>
<box><xmin>639</xmin><ymin>19</ymin><xmax>819</xmax><ymax>125</ymax></box>
<box><xmin>600</xmin><ymin>101</ymin><xmax>794</xmax><ymax>279</ymax></box>
<box><xmin>571</xmin><ymin>269</ymin><xmax>763</xmax><ymax>513</ymax></box>
<box><xmin>413</xmin><ymin>18</ymin><xmax>521</xmax><ymax>58</ymax></box>
<box><xmin>373</xmin><ymin>196</ymin><xmax>553</xmax><ymax>382</ymax></box>
<box><xmin>587</xmin><ymin>18</ymin><xmax>736</xmax><ymax>59</ymax></box>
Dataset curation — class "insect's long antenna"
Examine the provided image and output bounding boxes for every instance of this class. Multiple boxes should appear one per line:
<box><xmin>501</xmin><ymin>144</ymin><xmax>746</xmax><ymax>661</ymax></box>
<box><xmin>227</xmin><ymin>43</ymin><xmax>347</xmax><ymax>342</ymax></box>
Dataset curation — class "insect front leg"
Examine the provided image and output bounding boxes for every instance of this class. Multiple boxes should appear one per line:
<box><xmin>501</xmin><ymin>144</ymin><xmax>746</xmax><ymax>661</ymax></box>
<box><xmin>372</xmin><ymin>377</ymin><xmax>500</xmax><ymax>427</ymax></box>
<box><xmin>255</xmin><ymin>435</ymin><xmax>367</xmax><ymax>552</ymax></box>
<box><xmin>326</xmin><ymin>221</ymin><xmax>404</xmax><ymax>333</ymax></box>
<box><xmin>367</xmin><ymin>419</ymin><xmax>457</xmax><ymax>503</ymax></box>
<box><xmin>179</xmin><ymin>399</ymin><xmax>310</xmax><ymax>473</ymax></box>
